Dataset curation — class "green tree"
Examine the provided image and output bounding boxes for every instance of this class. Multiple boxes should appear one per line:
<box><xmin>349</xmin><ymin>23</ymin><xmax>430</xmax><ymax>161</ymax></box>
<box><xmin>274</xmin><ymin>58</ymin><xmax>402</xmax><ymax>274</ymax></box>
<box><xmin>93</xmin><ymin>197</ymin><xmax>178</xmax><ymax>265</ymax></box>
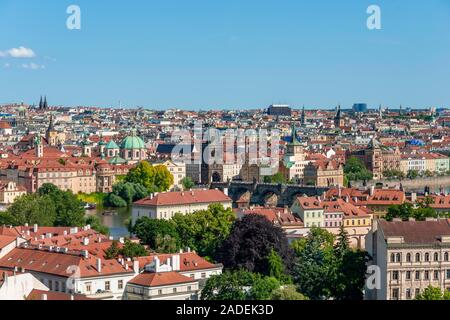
<box><xmin>415</xmin><ymin>286</ymin><xmax>450</xmax><ymax>300</ymax></box>
<box><xmin>6</xmin><ymin>194</ymin><xmax>57</xmax><ymax>226</ymax></box>
<box><xmin>85</xmin><ymin>215</ymin><xmax>109</xmax><ymax>235</ymax></box>
<box><xmin>201</xmin><ymin>270</ymin><xmax>256</xmax><ymax>300</ymax></box>
<box><xmin>121</xmin><ymin>239</ymin><xmax>148</xmax><ymax>258</ymax></box>
<box><xmin>131</xmin><ymin>217</ymin><xmax>179</xmax><ymax>251</ymax></box>
<box><xmin>125</xmin><ymin>161</ymin><xmax>157</xmax><ymax>192</ymax></box>
<box><xmin>0</xmin><ymin>212</ymin><xmax>15</xmax><ymax>225</ymax></box>
<box><xmin>172</xmin><ymin>204</ymin><xmax>235</xmax><ymax>258</ymax></box>
<box><xmin>267</xmin><ymin>249</ymin><xmax>291</xmax><ymax>284</ymax></box>
<box><xmin>249</xmin><ymin>276</ymin><xmax>280</xmax><ymax>300</ymax></box>
<box><xmin>104</xmin><ymin>193</ymin><xmax>128</xmax><ymax>208</ymax></box>
<box><xmin>181</xmin><ymin>177</ymin><xmax>195</xmax><ymax>190</ymax></box>
<box><xmin>38</xmin><ymin>184</ymin><xmax>85</xmax><ymax>227</ymax></box>
<box><xmin>344</xmin><ymin>157</ymin><xmax>373</xmax><ymax>182</ymax></box>
<box><xmin>264</xmin><ymin>172</ymin><xmax>286</xmax><ymax>184</ymax></box>
<box><xmin>125</xmin><ymin>161</ymin><xmax>173</xmax><ymax>193</ymax></box>
<box><xmin>153</xmin><ymin>165</ymin><xmax>174</xmax><ymax>192</ymax></box>
<box><xmin>270</xmin><ymin>285</ymin><xmax>308</xmax><ymax>300</ymax></box>
<box><xmin>105</xmin><ymin>241</ymin><xmax>121</xmax><ymax>259</ymax></box>
<box><xmin>154</xmin><ymin>234</ymin><xmax>179</xmax><ymax>254</ymax></box>
<box><xmin>407</xmin><ymin>169</ymin><xmax>419</xmax><ymax>179</ymax></box>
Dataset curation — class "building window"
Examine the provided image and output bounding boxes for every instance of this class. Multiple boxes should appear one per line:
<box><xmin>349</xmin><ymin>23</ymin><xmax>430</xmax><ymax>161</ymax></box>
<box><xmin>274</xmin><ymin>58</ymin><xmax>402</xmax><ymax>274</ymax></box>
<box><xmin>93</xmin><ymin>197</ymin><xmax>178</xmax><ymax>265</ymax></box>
<box><xmin>55</xmin><ymin>281</ymin><xmax>60</xmax><ymax>292</ymax></box>
<box><xmin>86</xmin><ymin>283</ymin><xmax>92</xmax><ymax>293</ymax></box>
<box><xmin>445</xmin><ymin>252</ymin><xmax>449</xmax><ymax>262</ymax></box>
<box><xmin>392</xmin><ymin>271</ymin><xmax>399</xmax><ymax>280</ymax></box>
<box><xmin>118</xmin><ymin>280</ymin><xmax>123</xmax><ymax>289</ymax></box>
<box><xmin>416</xmin><ymin>253</ymin><xmax>421</xmax><ymax>262</ymax></box>
<box><xmin>447</xmin><ymin>269</ymin><xmax>450</xmax><ymax>280</ymax></box>
<box><xmin>425</xmin><ymin>253</ymin><xmax>430</xmax><ymax>262</ymax></box>
<box><xmin>390</xmin><ymin>253</ymin><xmax>395</xmax><ymax>263</ymax></box>
<box><xmin>158</xmin><ymin>289</ymin><xmax>163</xmax><ymax>295</ymax></box>
<box><xmin>105</xmin><ymin>281</ymin><xmax>110</xmax><ymax>291</ymax></box>
<box><xmin>187</xmin><ymin>286</ymin><xmax>192</xmax><ymax>291</ymax></box>
<box><xmin>434</xmin><ymin>270</ymin><xmax>439</xmax><ymax>280</ymax></box>
<box><xmin>424</xmin><ymin>271</ymin><xmax>429</xmax><ymax>280</ymax></box>
<box><xmin>415</xmin><ymin>271</ymin><xmax>420</xmax><ymax>280</ymax></box>
<box><xmin>173</xmin><ymin>288</ymin><xmax>177</xmax><ymax>293</ymax></box>
<box><xmin>201</xmin><ymin>273</ymin><xmax>206</xmax><ymax>279</ymax></box>
<box><xmin>434</xmin><ymin>253</ymin><xmax>439</xmax><ymax>261</ymax></box>
<box><xmin>392</xmin><ymin>288</ymin><xmax>399</xmax><ymax>300</ymax></box>
<box><xmin>415</xmin><ymin>288</ymin><xmax>420</xmax><ymax>297</ymax></box>
<box><xmin>396</xmin><ymin>253</ymin><xmax>401</xmax><ymax>262</ymax></box>
<box><xmin>406</xmin><ymin>288</ymin><xmax>412</xmax><ymax>299</ymax></box>
<box><xmin>406</xmin><ymin>271</ymin><xmax>411</xmax><ymax>280</ymax></box>
<box><xmin>406</xmin><ymin>253</ymin><xmax>411</xmax><ymax>262</ymax></box>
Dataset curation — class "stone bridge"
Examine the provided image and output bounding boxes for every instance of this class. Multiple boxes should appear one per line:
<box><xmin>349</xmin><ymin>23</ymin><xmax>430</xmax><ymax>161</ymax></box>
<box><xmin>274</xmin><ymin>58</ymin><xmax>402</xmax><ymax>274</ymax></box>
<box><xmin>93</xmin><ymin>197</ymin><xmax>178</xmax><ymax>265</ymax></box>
<box><xmin>210</xmin><ymin>181</ymin><xmax>330</xmax><ymax>207</ymax></box>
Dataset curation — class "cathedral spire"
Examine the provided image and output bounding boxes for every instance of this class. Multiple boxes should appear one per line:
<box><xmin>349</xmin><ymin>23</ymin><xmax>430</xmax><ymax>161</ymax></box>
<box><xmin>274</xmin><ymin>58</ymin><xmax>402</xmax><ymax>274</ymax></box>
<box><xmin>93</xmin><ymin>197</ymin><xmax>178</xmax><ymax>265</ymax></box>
<box><xmin>39</xmin><ymin>96</ymin><xmax>43</xmax><ymax>110</ymax></box>
<box><xmin>301</xmin><ymin>106</ymin><xmax>306</xmax><ymax>126</ymax></box>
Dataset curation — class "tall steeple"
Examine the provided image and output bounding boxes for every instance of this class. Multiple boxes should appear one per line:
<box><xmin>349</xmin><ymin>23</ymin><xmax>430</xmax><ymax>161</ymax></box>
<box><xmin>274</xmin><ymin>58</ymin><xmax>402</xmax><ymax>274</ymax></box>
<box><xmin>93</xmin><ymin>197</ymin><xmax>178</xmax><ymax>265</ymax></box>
<box><xmin>334</xmin><ymin>105</ymin><xmax>343</xmax><ymax>128</ymax></box>
<box><xmin>379</xmin><ymin>105</ymin><xmax>383</xmax><ymax>119</ymax></box>
<box><xmin>43</xmin><ymin>96</ymin><xmax>48</xmax><ymax>110</ymax></box>
<box><xmin>301</xmin><ymin>106</ymin><xmax>306</xmax><ymax>126</ymax></box>
<box><xmin>39</xmin><ymin>96</ymin><xmax>43</xmax><ymax>110</ymax></box>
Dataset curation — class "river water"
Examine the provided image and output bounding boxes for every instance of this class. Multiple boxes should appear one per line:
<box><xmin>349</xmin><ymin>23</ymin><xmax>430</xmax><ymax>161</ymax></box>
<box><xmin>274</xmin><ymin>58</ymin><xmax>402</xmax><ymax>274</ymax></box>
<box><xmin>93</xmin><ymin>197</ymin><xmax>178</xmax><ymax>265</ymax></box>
<box><xmin>85</xmin><ymin>206</ymin><xmax>131</xmax><ymax>239</ymax></box>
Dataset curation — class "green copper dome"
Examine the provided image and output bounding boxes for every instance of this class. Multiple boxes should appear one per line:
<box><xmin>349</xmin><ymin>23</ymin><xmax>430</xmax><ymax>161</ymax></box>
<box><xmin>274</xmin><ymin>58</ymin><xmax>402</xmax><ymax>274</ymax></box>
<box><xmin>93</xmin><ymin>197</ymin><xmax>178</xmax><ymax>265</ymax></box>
<box><xmin>108</xmin><ymin>155</ymin><xmax>127</xmax><ymax>165</ymax></box>
<box><xmin>105</xmin><ymin>140</ymin><xmax>120</xmax><ymax>150</ymax></box>
<box><xmin>121</xmin><ymin>130</ymin><xmax>145</xmax><ymax>150</ymax></box>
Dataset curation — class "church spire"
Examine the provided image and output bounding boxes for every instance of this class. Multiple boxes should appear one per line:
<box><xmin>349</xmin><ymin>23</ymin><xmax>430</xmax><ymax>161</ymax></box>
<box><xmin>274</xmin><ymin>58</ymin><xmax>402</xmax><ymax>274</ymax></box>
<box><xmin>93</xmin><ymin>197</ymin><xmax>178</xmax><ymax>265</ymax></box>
<box><xmin>39</xmin><ymin>96</ymin><xmax>43</xmax><ymax>110</ymax></box>
<box><xmin>43</xmin><ymin>96</ymin><xmax>48</xmax><ymax>110</ymax></box>
<box><xmin>301</xmin><ymin>106</ymin><xmax>306</xmax><ymax>126</ymax></box>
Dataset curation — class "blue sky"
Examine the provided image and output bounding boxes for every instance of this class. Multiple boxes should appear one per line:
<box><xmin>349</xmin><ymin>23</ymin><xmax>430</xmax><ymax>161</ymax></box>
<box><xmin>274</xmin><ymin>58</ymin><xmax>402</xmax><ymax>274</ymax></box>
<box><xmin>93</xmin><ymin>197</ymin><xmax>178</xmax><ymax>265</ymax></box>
<box><xmin>1</xmin><ymin>0</ymin><xmax>450</xmax><ymax>109</ymax></box>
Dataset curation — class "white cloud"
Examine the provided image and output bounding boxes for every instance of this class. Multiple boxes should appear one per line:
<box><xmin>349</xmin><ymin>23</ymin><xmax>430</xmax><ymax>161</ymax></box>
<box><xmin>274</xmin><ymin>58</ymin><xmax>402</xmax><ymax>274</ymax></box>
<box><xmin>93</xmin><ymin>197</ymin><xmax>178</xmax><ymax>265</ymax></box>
<box><xmin>0</xmin><ymin>46</ymin><xmax>36</xmax><ymax>58</ymax></box>
<box><xmin>22</xmin><ymin>63</ymin><xmax>45</xmax><ymax>70</ymax></box>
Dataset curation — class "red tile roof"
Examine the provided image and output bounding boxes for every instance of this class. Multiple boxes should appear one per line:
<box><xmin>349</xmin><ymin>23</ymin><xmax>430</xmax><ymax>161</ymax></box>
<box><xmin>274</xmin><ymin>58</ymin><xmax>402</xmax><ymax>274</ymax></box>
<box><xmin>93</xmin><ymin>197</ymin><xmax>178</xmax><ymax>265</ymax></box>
<box><xmin>26</xmin><ymin>289</ymin><xmax>94</xmax><ymax>300</ymax></box>
<box><xmin>379</xmin><ymin>219</ymin><xmax>450</xmax><ymax>244</ymax></box>
<box><xmin>128</xmin><ymin>271</ymin><xmax>196</xmax><ymax>287</ymax></box>
<box><xmin>296</xmin><ymin>197</ymin><xmax>324</xmax><ymax>210</ymax></box>
<box><xmin>134</xmin><ymin>189</ymin><xmax>231</xmax><ymax>207</ymax></box>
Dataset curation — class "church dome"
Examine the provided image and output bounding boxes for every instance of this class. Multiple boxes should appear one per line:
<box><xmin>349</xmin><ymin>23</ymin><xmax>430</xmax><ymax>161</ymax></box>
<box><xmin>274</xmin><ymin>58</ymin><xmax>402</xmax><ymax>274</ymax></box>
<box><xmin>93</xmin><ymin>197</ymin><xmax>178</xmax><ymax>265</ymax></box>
<box><xmin>121</xmin><ymin>130</ymin><xmax>145</xmax><ymax>150</ymax></box>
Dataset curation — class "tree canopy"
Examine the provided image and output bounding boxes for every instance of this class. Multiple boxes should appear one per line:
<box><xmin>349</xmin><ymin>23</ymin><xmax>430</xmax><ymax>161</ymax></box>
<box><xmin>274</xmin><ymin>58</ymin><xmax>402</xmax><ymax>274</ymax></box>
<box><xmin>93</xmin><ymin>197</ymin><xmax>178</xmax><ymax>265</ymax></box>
<box><xmin>415</xmin><ymin>286</ymin><xmax>450</xmax><ymax>300</ymax></box>
<box><xmin>104</xmin><ymin>182</ymin><xmax>149</xmax><ymax>207</ymax></box>
<box><xmin>344</xmin><ymin>157</ymin><xmax>373</xmax><ymax>182</ymax></box>
<box><xmin>125</xmin><ymin>161</ymin><xmax>174</xmax><ymax>193</ymax></box>
<box><xmin>215</xmin><ymin>214</ymin><xmax>295</xmax><ymax>276</ymax></box>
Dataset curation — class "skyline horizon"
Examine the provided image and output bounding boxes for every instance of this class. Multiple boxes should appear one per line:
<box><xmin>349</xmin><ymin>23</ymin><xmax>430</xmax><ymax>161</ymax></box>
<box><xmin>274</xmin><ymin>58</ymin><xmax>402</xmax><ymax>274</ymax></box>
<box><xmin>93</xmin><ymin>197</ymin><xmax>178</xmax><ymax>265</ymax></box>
<box><xmin>2</xmin><ymin>1</ymin><xmax>450</xmax><ymax>108</ymax></box>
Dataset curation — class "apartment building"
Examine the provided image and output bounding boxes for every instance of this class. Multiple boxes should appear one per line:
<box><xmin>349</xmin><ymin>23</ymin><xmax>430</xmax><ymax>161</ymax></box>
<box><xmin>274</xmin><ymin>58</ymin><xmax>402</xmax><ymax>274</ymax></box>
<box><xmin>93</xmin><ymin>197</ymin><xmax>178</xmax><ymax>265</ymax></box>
<box><xmin>365</xmin><ymin>219</ymin><xmax>450</xmax><ymax>300</ymax></box>
<box><xmin>132</xmin><ymin>189</ymin><xmax>232</xmax><ymax>223</ymax></box>
<box><xmin>0</xmin><ymin>180</ymin><xmax>26</xmax><ymax>204</ymax></box>
<box><xmin>291</xmin><ymin>196</ymin><xmax>325</xmax><ymax>228</ymax></box>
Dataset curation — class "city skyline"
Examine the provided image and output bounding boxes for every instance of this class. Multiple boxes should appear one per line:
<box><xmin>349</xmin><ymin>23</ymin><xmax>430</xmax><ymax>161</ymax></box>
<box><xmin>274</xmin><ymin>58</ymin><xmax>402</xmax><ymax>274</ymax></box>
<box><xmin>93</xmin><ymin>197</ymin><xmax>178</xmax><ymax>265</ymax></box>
<box><xmin>1</xmin><ymin>0</ymin><xmax>450</xmax><ymax>109</ymax></box>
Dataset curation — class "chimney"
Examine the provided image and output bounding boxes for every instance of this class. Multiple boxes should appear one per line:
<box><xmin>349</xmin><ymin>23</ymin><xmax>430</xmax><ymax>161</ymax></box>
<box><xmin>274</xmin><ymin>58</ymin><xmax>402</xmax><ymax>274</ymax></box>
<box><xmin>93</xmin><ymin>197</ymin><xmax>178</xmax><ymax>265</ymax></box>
<box><xmin>63</xmin><ymin>230</ymin><xmax>68</xmax><ymax>236</ymax></box>
<box><xmin>133</xmin><ymin>260</ymin><xmax>139</xmax><ymax>274</ymax></box>
<box><xmin>41</xmin><ymin>294</ymin><xmax>48</xmax><ymax>301</ymax></box>
<box><xmin>223</xmin><ymin>188</ymin><xmax>229</xmax><ymax>196</ymax></box>
<box><xmin>119</xmin><ymin>237</ymin><xmax>125</xmax><ymax>244</ymax></box>
<box><xmin>70</xmin><ymin>295</ymin><xmax>74</xmax><ymax>301</ymax></box>
<box><xmin>33</xmin><ymin>224</ymin><xmax>38</xmax><ymax>233</ymax></box>
<box><xmin>187</xmin><ymin>247</ymin><xmax>191</xmax><ymax>253</ymax></box>
<box><xmin>370</xmin><ymin>186</ymin><xmax>375</xmax><ymax>196</ymax></box>
<box><xmin>125</xmin><ymin>264</ymin><xmax>129</xmax><ymax>271</ymax></box>
<box><xmin>345</xmin><ymin>196</ymin><xmax>350</xmax><ymax>203</ymax></box>
<box><xmin>97</xmin><ymin>259</ymin><xmax>102</xmax><ymax>273</ymax></box>
<box><xmin>82</xmin><ymin>250</ymin><xmax>89</xmax><ymax>259</ymax></box>
<box><xmin>171</xmin><ymin>255</ymin><xmax>180</xmax><ymax>271</ymax></box>
<box><xmin>154</xmin><ymin>256</ymin><xmax>161</xmax><ymax>272</ymax></box>
<box><xmin>83</xmin><ymin>237</ymin><xmax>89</xmax><ymax>246</ymax></box>
<box><xmin>338</xmin><ymin>187</ymin><xmax>342</xmax><ymax>198</ymax></box>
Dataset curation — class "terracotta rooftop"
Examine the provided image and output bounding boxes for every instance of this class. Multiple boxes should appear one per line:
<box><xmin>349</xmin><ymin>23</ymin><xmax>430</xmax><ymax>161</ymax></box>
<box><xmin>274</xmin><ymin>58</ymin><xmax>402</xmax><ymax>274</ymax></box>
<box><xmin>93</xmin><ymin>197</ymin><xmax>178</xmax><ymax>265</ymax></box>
<box><xmin>134</xmin><ymin>189</ymin><xmax>232</xmax><ymax>207</ymax></box>
<box><xmin>379</xmin><ymin>219</ymin><xmax>450</xmax><ymax>244</ymax></box>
